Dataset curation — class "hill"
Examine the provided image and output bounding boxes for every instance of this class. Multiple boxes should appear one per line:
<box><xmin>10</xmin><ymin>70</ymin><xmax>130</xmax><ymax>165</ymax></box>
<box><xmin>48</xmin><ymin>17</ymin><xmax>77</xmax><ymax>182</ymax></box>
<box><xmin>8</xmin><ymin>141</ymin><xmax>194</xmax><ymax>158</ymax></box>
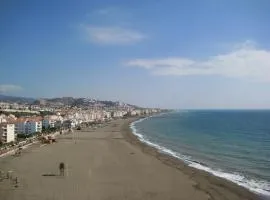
<box><xmin>0</xmin><ymin>95</ymin><xmax>140</xmax><ymax>109</ymax></box>
<box><xmin>0</xmin><ymin>94</ymin><xmax>35</xmax><ymax>104</ymax></box>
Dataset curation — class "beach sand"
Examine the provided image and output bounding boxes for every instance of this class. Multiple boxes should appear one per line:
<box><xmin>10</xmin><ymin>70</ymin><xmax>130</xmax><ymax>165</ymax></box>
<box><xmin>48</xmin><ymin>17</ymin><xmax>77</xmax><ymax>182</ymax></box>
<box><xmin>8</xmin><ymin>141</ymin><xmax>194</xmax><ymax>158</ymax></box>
<box><xmin>0</xmin><ymin>118</ymin><xmax>259</xmax><ymax>200</ymax></box>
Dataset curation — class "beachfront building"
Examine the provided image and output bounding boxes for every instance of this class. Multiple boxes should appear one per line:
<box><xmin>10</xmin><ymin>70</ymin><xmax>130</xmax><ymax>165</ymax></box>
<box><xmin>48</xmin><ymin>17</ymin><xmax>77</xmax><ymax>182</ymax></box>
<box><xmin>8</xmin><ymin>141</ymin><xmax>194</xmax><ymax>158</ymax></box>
<box><xmin>112</xmin><ymin>111</ymin><xmax>124</xmax><ymax>118</ymax></box>
<box><xmin>0</xmin><ymin>123</ymin><xmax>15</xmax><ymax>143</ymax></box>
<box><xmin>15</xmin><ymin>117</ymin><xmax>42</xmax><ymax>136</ymax></box>
<box><xmin>143</xmin><ymin>109</ymin><xmax>149</xmax><ymax>115</ymax></box>
<box><xmin>104</xmin><ymin>111</ymin><xmax>111</xmax><ymax>119</ymax></box>
<box><xmin>49</xmin><ymin>120</ymin><xmax>56</xmax><ymax>128</ymax></box>
<box><xmin>15</xmin><ymin>118</ymin><xmax>27</xmax><ymax>135</ymax></box>
<box><xmin>129</xmin><ymin>110</ymin><xmax>137</xmax><ymax>116</ymax></box>
<box><xmin>63</xmin><ymin>120</ymin><xmax>76</xmax><ymax>129</ymax></box>
<box><xmin>54</xmin><ymin>120</ymin><xmax>62</xmax><ymax>129</ymax></box>
<box><xmin>42</xmin><ymin>118</ymin><xmax>50</xmax><ymax>129</ymax></box>
<box><xmin>151</xmin><ymin>109</ymin><xmax>159</xmax><ymax>113</ymax></box>
<box><xmin>95</xmin><ymin>111</ymin><xmax>102</xmax><ymax>121</ymax></box>
<box><xmin>42</xmin><ymin>118</ymin><xmax>56</xmax><ymax>129</ymax></box>
<box><xmin>50</xmin><ymin>115</ymin><xmax>63</xmax><ymax>128</ymax></box>
<box><xmin>135</xmin><ymin>110</ymin><xmax>142</xmax><ymax>115</ymax></box>
<box><xmin>25</xmin><ymin>118</ymin><xmax>42</xmax><ymax>134</ymax></box>
<box><xmin>89</xmin><ymin>112</ymin><xmax>97</xmax><ymax>121</ymax></box>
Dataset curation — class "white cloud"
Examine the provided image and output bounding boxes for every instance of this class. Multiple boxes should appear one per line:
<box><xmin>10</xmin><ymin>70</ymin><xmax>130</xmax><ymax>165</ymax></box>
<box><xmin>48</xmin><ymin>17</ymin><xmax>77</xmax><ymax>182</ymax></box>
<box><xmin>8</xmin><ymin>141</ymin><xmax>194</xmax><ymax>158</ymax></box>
<box><xmin>126</xmin><ymin>41</ymin><xmax>270</xmax><ymax>82</ymax></box>
<box><xmin>0</xmin><ymin>84</ymin><xmax>22</xmax><ymax>94</ymax></box>
<box><xmin>82</xmin><ymin>25</ymin><xmax>145</xmax><ymax>45</ymax></box>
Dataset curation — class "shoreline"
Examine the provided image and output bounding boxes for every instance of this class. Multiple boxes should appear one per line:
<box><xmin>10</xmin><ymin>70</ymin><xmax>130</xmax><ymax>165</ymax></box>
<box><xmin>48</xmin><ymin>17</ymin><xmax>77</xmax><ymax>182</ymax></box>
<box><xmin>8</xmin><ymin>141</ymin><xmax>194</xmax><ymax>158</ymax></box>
<box><xmin>123</xmin><ymin>117</ymin><xmax>262</xmax><ymax>200</ymax></box>
<box><xmin>0</xmin><ymin>117</ymin><xmax>265</xmax><ymax>200</ymax></box>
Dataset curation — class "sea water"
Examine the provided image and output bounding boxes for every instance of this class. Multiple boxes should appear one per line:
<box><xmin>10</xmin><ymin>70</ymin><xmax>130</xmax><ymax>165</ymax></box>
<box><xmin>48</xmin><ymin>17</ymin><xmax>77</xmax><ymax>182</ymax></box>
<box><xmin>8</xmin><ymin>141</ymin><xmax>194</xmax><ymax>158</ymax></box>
<box><xmin>130</xmin><ymin>110</ymin><xmax>270</xmax><ymax>197</ymax></box>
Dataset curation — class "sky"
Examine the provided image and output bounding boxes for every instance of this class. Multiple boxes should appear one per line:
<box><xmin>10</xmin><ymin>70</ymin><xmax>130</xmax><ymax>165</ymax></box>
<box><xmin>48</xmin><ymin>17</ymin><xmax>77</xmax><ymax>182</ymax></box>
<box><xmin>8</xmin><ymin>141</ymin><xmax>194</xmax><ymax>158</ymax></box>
<box><xmin>1</xmin><ymin>0</ymin><xmax>270</xmax><ymax>109</ymax></box>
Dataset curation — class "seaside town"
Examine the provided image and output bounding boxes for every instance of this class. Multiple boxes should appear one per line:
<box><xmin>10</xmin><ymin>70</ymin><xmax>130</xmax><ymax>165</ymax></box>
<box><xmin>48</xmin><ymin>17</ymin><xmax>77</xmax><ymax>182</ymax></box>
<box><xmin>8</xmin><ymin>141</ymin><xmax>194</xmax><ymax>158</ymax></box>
<box><xmin>0</xmin><ymin>98</ymin><xmax>161</xmax><ymax>155</ymax></box>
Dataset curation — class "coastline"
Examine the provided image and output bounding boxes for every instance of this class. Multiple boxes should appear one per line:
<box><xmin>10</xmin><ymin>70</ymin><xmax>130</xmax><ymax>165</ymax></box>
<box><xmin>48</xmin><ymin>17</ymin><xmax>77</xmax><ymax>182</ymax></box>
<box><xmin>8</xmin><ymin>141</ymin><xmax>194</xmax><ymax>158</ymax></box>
<box><xmin>0</xmin><ymin>117</ymin><xmax>264</xmax><ymax>200</ymax></box>
<box><xmin>123</xmin><ymin>116</ymin><xmax>261</xmax><ymax>200</ymax></box>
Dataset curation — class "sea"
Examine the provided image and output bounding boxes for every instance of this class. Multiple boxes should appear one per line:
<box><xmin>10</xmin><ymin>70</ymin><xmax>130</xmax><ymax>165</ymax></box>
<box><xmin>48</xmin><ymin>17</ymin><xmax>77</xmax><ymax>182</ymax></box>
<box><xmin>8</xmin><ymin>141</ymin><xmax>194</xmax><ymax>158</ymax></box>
<box><xmin>130</xmin><ymin>110</ymin><xmax>270</xmax><ymax>197</ymax></box>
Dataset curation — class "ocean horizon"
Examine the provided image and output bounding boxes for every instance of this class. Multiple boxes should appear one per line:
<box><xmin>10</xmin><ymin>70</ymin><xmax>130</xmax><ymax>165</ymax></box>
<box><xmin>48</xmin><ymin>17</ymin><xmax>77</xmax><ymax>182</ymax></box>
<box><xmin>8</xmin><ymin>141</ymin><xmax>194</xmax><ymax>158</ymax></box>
<box><xmin>130</xmin><ymin>110</ymin><xmax>270</xmax><ymax>197</ymax></box>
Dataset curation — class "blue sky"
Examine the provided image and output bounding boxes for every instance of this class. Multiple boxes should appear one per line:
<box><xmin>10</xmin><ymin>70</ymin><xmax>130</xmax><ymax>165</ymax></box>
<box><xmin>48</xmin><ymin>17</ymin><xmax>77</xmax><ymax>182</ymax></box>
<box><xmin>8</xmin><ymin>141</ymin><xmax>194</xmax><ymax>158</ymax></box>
<box><xmin>1</xmin><ymin>0</ymin><xmax>270</xmax><ymax>109</ymax></box>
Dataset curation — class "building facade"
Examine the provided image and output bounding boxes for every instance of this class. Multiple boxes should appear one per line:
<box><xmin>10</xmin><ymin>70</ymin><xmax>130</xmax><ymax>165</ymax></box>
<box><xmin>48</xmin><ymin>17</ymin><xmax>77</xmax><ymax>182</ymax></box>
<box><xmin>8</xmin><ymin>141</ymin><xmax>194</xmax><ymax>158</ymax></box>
<box><xmin>25</xmin><ymin>120</ymin><xmax>42</xmax><ymax>134</ymax></box>
<box><xmin>15</xmin><ymin>117</ymin><xmax>42</xmax><ymax>135</ymax></box>
<box><xmin>0</xmin><ymin>123</ymin><xmax>15</xmax><ymax>143</ymax></box>
<box><xmin>15</xmin><ymin>119</ymin><xmax>27</xmax><ymax>135</ymax></box>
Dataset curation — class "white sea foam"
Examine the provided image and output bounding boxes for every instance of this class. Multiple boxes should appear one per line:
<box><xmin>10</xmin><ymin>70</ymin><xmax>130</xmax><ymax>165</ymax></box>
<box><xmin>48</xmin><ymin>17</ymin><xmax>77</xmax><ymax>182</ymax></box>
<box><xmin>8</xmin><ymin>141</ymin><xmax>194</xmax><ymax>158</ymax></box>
<box><xmin>189</xmin><ymin>162</ymin><xmax>270</xmax><ymax>196</ymax></box>
<box><xmin>130</xmin><ymin>117</ymin><xmax>270</xmax><ymax>197</ymax></box>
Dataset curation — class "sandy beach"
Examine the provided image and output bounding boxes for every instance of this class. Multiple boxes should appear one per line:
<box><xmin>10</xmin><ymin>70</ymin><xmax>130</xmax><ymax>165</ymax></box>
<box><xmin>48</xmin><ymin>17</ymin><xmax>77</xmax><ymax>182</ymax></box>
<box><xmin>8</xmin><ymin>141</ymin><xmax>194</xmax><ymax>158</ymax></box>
<box><xmin>0</xmin><ymin>118</ymin><xmax>260</xmax><ymax>200</ymax></box>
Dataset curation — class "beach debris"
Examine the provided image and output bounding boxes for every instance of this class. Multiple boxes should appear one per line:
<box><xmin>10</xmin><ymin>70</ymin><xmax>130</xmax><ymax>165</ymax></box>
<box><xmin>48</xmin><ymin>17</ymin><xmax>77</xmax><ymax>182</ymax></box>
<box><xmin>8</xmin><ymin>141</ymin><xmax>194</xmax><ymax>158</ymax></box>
<box><xmin>41</xmin><ymin>135</ymin><xmax>56</xmax><ymax>144</ymax></box>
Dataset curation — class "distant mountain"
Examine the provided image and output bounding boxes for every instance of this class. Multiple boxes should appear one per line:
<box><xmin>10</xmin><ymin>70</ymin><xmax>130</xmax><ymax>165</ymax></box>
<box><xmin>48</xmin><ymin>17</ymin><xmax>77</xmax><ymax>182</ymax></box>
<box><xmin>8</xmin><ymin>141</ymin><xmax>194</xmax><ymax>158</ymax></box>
<box><xmin>35</xmin><ymin>97</ymin><xmax>141</xmax><ymax>108</ymax></box>
<box><xmin>0</xmin><ymin>95</ymin><xmax>141</xmax><ymax>109</ymax></box>
<box><xmin>0</xmin><ymin>94</ymin><xmax>35</xmax><ymax>104</ymax></box>
<box><xmin>33</xmin><ymin>97</ymin><xmax>75</xmax><ymax>106</ymax></box>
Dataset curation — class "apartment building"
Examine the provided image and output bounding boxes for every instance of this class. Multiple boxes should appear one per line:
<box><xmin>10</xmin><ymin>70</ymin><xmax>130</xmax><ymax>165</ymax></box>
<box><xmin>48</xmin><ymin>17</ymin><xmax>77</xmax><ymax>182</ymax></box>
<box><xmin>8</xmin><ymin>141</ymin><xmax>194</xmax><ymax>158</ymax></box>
<box><xmin>0</xmin><ymin>123</ymin><xmax>15</xmax><ymax>143</ymax></box>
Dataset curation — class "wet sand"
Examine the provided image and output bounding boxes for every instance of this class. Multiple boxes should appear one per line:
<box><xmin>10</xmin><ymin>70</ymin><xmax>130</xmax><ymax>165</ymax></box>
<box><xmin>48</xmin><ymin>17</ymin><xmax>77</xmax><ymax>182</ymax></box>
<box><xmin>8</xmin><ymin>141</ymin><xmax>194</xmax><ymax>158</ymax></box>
<box><xmin>0</xmin><ymin>118</ymin><xmax>260</xmax><ymax>200</ymax></box>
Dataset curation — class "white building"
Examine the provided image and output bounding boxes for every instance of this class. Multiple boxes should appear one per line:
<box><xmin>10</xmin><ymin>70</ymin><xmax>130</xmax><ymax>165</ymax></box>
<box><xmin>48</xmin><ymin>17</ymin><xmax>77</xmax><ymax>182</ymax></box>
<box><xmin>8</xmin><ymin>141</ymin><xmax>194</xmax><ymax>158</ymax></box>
<box><xmin>104</xmin><ymin>111</ymin><xmax>111</xmax><ymax>119</ymax></box>
<box><xmin>0</xmin><ymin>123</ymin><xmax>15</xmax><ymax>143</ymax></box>
<box><xmin>130</xmin><ymin>110</ymin><xmax>137</xmax><ymax>116</ymax></box>
<box><xmin>0</xmin><ymin>102</ymin><xmax>10</xmax><ymax>109</ymax></box>
<box><xmin>112</xmin><ymin>111</ymin><xmax>124</xmax><ymax>118</ymax></box>
<box><xmin>25</xmin><ymin>119</ymin><xmax>42</xmax><ymax>134</ymax></box>
<box><xmin>89</xmin><ymin>112</ymin><xmax>96</xmax><ymax>121</ymax></box>
<box><xmin>49</xmin><ymin>120</ymin><xmax>56</xmax><ymax>128</ymax></box>
<box><xmin>15</xmin><ymin>117</ymin><xmax>42</xmax><ymax>135</ymax></box>
<box><xmin>0</xmin><ymin>114</ymin><xmax>7</xmax><ymax>123</ymax></box>
<box><xmin>135</xmin><ymin>110</ymin><xmax>142</xmax><ymax>115</ymax></box>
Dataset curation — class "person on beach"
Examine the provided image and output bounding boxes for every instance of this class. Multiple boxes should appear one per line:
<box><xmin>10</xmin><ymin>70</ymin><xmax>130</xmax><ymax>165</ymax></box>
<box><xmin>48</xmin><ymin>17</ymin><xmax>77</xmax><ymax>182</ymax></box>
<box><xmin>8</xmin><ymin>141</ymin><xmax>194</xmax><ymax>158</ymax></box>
<box><xmin>14</xmin><ymin>177</ymin><xmax>19</xmax><ymax>188</ymax></box>
<box><xmin>59</xmin><ymin>162</ymin><xmax>65</xmax><ymax>176</ymax></box>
